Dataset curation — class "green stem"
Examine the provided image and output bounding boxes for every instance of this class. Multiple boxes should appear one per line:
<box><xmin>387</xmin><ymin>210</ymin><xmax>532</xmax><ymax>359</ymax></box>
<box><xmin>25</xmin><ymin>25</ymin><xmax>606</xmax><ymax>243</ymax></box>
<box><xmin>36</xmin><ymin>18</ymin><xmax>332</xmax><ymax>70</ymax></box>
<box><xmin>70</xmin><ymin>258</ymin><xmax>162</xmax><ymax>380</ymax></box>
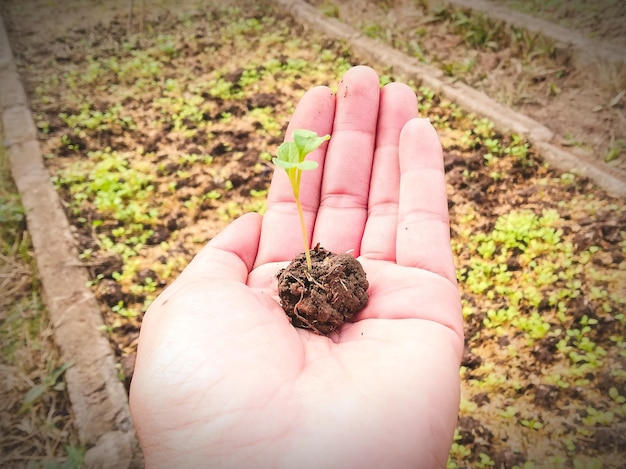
<box><xmin>295</xmin><ymin>195</ymin><xmax>312</xmax><ymax>271</ymax></box>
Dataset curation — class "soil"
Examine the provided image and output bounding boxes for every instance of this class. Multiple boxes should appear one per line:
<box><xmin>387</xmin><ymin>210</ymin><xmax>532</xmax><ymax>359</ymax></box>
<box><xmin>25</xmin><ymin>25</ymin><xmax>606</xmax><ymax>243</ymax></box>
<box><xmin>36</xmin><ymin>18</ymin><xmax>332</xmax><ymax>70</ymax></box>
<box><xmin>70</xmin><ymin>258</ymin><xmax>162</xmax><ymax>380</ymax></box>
<box><xmin>2</xmin><ymin>0</ymin><xmax>625</xmax><ymax>467</ymax></box>
<box><xmin>277</xmin><ymin>246</ymin><xmax>369</xmax><ymax>335</ymax></box>
<box><xmin>490</xmin><ymin>0</ymin><xmax>626</xmax><ymax>47</ymax></box>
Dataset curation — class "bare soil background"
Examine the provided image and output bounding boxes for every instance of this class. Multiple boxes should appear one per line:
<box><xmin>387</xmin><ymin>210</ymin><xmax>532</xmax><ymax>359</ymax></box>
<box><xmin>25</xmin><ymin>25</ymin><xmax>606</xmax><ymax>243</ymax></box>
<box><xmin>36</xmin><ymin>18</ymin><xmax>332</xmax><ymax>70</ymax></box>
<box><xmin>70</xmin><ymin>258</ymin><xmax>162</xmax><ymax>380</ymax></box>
<box><xmin>1</xmin><ymin>0</ymin><xmax>625</xmax><ymax>467</ymax></box>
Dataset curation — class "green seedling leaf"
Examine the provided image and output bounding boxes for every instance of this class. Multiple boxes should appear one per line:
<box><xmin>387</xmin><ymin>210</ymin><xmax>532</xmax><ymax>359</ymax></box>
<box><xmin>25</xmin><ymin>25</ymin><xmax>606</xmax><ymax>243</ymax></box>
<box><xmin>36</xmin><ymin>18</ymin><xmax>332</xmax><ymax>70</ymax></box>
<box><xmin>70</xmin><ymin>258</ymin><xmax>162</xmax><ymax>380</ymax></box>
<box><xmin>274</xmin><ymin>141</ymin><xmax>300</xmax><ymax>167</ymax></box>
<box><xmin>273</xmin><ymin>142</ymin><xmax>322</xmax><ymax>171</ymax></box>
<box><xmin>293</xmin><ymin>129</ymin><xmax>330</xmax><ymax>158</ymax></box>
<box><xmin>297</xmin><ymin>160</ymin><xmax>319</xmax><ymax>170</ymax></box>
<box><xmin>273</xmin><ymin>155</ymin><xmax>319</xmax><ymax>171</ymax></box>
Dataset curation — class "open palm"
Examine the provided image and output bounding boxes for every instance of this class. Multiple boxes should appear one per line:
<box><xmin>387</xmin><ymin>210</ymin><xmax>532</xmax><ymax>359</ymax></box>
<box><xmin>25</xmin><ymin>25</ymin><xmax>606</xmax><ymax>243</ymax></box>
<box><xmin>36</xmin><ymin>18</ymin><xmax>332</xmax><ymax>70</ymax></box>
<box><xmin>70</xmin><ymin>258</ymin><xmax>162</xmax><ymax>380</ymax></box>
<box><xmin>129</xmin><ymin>66</ymin><xmax>464</xmax><ymax>469</ymax></box>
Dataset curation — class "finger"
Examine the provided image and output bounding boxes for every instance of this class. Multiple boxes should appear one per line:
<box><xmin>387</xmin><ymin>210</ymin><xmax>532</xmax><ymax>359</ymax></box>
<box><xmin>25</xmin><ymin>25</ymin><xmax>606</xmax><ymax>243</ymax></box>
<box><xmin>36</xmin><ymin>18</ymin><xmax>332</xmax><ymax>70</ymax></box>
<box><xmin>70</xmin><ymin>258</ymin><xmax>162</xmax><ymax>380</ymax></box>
<box><xmin>311</xmin><ymin>65</ymin><xmax>381</xmax><ymax>256</ymax></box>
<box><xmin>351</xmin><ymin>259</ymin><xmax>464</xmax><ymax>343</ymax></box>
<box><xmin>396</xmin><ymin>118</ymin><xmax>457</xmax><ymax>285</ymax></box>
<box><xmin>255</xmin><ymin>86</ymin><xmax>335</xmax><ymax>267</ymax></box>
<box><xmin>360</xmin><ymin>82</ymin><xmax>418</xmax><ymax>261</ymax></box>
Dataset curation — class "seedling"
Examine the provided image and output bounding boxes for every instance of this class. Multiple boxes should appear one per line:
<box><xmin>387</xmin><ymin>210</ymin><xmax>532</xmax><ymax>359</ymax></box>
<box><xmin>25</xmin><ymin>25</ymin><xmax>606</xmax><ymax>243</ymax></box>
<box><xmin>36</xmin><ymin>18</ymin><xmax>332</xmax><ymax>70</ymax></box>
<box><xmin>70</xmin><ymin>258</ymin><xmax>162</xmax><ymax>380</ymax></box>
<box><xmin>273</xmin><ymin>129</ymin><xmax>330</xmax><ymax>271</ymax></box>
<box><xmin>273</xmin><ymin>130</ymin><xmax>369</xmax><ymax>335</ymax></box>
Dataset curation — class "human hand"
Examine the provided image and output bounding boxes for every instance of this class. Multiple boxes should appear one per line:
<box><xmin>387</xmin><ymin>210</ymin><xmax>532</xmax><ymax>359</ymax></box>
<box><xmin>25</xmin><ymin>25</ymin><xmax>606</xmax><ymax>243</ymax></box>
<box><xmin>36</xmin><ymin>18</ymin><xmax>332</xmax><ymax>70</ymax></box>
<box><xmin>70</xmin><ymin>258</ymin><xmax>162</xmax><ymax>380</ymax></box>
<box><xmin>129</xmin><ymin>65</ymin><xmax>464</xmax><ymax>469</ymax></box>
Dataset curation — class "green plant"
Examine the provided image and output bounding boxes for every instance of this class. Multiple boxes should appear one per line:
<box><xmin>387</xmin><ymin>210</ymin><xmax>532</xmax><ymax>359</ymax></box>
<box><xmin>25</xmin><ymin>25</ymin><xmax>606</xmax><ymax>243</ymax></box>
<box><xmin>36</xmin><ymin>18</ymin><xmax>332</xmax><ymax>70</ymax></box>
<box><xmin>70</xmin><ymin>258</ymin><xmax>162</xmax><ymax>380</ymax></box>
<box><xmin>111</xmin><ymin>300</ymin><xmax>138</xmax><ymax>318</ymax></box>
<box><xmin>447</xmin><ymin>428</ymin><xmax>471</xmax><ymax>468</ymax></box>
<box><xmin>273</xmin><ymin>129</ymin><xmax>330</xmax><ymax>270</ymax></box>
<box><xmin>359</xmin><ymin>21</ymin><xmax>384</xmax><ymax>40</ymax></box>
<box><xmin>499</xmin><ymin>405</ymin><xmax>518</xmax><ymax>419</ymax></box>
<box><xmin>21</xmin><ymin>362</ymin><xmax>74</xmax><ymax>412</ymax></box>
<box><xmin>320</xmin><ymin>0</ymin><xmax>339</xmax><ymax>18</ymax></box>
<box><xmin>605</xmin><ymin>139</ymin><xmax>625</xmax><ymax>163</ymax></box>
<box><xmin>434</xmin><ymin>8</ymin><xmax>503</xmax><ymax>50</ymax></box>
<box><xmin>249</xmin><ymin>107</ymin><xmax>282</xmax><ymax>136</ymax></box>
<box><xmin>54</xmin><ymin>149</ymin><xmax>158</xmax><ymax>227</ymax></box>
<box><xmin>520</xmin><ymin>417</ymin><xmax>544</xmax><ymax>430</ymax></box>
<box><xmin>476</xmin><ymin>452</ymin><xmax>495</xmax><ymax>467</ymax></box>
<box><xmin>60</xmin><ymin>103</ymin><xmax>135</xmax><ymax>137</ymax></box>
<box><xmin>0</xmin><ymin>192</ymin><xmax>25</xmax><ymax>225</ymax></box>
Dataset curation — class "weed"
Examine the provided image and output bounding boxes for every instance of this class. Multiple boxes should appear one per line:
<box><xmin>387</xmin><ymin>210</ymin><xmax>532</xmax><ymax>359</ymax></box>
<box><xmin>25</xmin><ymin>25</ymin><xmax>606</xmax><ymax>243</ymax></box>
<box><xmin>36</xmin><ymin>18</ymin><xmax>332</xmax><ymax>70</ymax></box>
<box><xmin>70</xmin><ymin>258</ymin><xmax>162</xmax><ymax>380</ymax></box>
<box><xmin>361</xmin><ymin>22</ymin><xmax>386</xmax><ymax>40</ymax></box>
<box><xmin>249</xmin><ymin>107</ymin><xmax>282</xmax><ymax>136</ymax></box>
<box><xmin>447</xmin><ymin>429</ymin><xmax>472</xmax><ymax>468</ymax></box>
<box><xmin>54</xmin><ymin>149</ymin><xmax>158</xmax><ymax>227</ymax></box>
<box><xmin>20</xmin><ymin>362</ymin><xmax>74</xmax><ymax>412</ymax></box>
<box><xmin>520</xmin><ymin>418</ymin><xmax>544</xmax><ymax>430</ymax></box>
<box><xmin>605</xmin><ymin>139</ymin><xmax>625</xmax><ymax>163</ymax></box>
<box><xmin>457</xmin><ymin>208</ymin><xmax>585</xmax><ymax>342</ymax></box>
<box><xmin>499</xmin><ymin>405</ymin><xmax>518</xmax><ymax>419</ymax></box>
<box><xmin>476</xmin><ymin>452</ymin><xmax>495</xmax><ymax>467</ymax></box>
<box><xmin>563</xmin><ymin>131</ymin><xmax>591</xmax><ymax>150</ymax></box>
<box><xmin>217</xmin><ymin>200</ymin><xmax>245</xmax><ymax>221</ymax></box>
<box><xmin>442</xmin><ymin>58</ymin><xmax>477</xmax><ymax>77</ymax></box>
<box><xmin>581</xmin><ymin>407</ymin><xmax>614</xmax><ymax>426</ymax></box>
<box><xmin>111</xmin><ymin>300</ymin><xmax>139</xmax><ymax>318</ymax></box>
<box><xmin>0</xmin><ymin>191</ymin><xmax>25</xmax><ymax>226</ymax></box>
<box><xmin>60</xmin><ymin>103</ymin><xmax>135</xmax><ymax>137</ymax></box>
<box><xmin>435</xmin><ymin>8</ymin><xmax>503</xmax><ymax>50</ymax></box>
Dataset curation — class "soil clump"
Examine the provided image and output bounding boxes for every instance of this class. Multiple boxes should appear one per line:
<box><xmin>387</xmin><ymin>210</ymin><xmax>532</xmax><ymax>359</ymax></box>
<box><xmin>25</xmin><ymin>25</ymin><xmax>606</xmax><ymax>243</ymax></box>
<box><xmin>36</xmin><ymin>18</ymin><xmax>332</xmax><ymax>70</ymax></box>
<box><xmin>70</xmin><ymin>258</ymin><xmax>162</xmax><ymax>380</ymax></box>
<box><xmin>277</xmin><ymin>246</ymin><xmax>369</xmax><ymax>335</ymax></box>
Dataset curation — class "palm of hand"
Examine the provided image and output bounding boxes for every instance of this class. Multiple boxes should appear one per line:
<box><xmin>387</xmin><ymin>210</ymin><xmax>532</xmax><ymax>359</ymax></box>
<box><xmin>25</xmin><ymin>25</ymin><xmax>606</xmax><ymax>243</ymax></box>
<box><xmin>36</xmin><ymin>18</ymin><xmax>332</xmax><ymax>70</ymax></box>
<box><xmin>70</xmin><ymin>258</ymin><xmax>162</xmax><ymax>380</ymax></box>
<box><xmin>130</xmin><ymin>67</ymin><xmax>464</xmax><ymax>469</ymax></box>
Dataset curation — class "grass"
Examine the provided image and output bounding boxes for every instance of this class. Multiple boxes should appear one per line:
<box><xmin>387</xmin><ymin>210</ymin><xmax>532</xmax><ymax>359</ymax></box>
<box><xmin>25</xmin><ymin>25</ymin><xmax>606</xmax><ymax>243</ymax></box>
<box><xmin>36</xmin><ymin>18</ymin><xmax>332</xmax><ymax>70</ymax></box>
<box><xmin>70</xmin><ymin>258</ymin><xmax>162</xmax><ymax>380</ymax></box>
<box><xmin>0</xmin><ymin>139</ymin><xmax>83</xmax><ymax>467</ymax></box>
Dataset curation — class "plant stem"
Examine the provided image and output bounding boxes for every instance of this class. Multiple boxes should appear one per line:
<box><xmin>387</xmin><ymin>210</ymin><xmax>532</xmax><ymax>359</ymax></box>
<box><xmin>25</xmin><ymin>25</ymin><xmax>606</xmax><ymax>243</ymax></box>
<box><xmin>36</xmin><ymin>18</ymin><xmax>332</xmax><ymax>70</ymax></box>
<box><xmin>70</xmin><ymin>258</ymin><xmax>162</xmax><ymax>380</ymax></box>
<box><xmin>295</xmin><ymin>195</ymin><xmax>313</xmax><ymax>271</ymax></box>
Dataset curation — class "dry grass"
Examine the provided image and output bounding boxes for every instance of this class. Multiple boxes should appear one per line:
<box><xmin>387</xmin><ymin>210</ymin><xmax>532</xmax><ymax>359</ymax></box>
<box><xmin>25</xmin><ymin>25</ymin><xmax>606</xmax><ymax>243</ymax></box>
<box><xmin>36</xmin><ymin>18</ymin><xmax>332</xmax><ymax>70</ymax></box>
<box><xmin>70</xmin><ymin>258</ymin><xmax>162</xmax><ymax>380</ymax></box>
<box><xmin>0</xmin><ymin>139</ymin><xmax>82</xmax><ymax>468</ymax></box>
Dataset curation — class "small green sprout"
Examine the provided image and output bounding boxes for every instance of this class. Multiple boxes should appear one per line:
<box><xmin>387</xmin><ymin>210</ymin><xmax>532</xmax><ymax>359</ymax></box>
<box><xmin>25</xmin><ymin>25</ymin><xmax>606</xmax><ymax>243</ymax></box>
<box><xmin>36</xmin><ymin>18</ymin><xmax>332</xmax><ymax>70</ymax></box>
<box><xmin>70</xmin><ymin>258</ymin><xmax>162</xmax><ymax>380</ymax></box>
<box><xmin>273</xmin><ymin>129</ymin><xmax>330</xmax><ymax>271</ymax></box>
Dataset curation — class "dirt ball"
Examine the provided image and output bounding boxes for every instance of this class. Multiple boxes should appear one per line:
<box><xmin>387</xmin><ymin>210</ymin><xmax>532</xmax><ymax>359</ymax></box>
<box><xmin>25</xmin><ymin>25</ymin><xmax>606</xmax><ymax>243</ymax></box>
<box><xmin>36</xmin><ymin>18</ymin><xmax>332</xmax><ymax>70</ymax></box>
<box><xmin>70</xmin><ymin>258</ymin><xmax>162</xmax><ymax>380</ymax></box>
<box><xmin>276</xmin><ymin>246</ymin><xmax>369</xmax><ymax>335</ymax></box>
